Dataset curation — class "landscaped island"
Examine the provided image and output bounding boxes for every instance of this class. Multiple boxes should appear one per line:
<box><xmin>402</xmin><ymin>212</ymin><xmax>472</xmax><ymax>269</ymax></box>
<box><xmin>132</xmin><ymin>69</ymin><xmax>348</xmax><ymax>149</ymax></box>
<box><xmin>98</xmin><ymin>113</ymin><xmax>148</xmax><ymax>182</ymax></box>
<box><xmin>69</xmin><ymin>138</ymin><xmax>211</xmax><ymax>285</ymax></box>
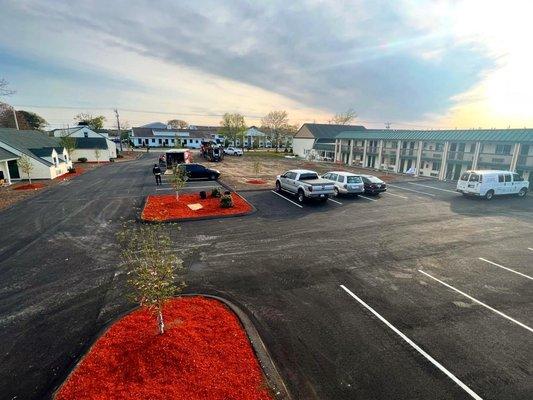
<box><xmin>56</xmin><ymin>297</ymin><xmax>272</xmax><ymax>400</ymax></box>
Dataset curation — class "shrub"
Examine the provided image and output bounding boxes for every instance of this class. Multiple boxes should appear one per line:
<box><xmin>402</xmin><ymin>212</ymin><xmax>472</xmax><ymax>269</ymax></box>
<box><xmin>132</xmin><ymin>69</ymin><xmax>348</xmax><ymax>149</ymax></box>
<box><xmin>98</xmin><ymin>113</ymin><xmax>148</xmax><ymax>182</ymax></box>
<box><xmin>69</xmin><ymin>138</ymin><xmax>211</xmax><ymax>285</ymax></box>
<box><xmin>220</xmin><ymin>194</ymin><xmax>233</xmax><ymax>208</ymax></box>
<box><xmin>199</xmin><ymin>191</ymin><xmax>207</xmax><ymax>199</ymax></box>
<box><xmin>68</xmin><ymin>167</ymin><xmax>76</xmax><ymax>174</ymax></box>
<box><xmin>284</xmin><ymin>148</ymin><xmax>288</xmax><ymax>153</ymax></box>
<box><xmin>211</xmin><ymin>188</ymin><xmax>221</xmax><ymax>198</ymax></box>
<box><xmin>117</xmin><ymin>154</ymin><xmax>124</xmax><ymax>159</ymax></box>
<box><xmin>78</xmin><ymin>157</ymin><xmax>87</xmax><ymax>162</ymax></box>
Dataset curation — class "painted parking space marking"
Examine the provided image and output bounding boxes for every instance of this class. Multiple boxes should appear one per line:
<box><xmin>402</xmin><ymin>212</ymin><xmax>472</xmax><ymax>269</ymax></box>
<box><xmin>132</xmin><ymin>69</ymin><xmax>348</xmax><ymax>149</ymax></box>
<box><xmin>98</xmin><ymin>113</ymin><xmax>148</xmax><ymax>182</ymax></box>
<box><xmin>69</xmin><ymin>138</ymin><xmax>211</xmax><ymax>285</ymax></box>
<box><xmin>270</xmin><ymin>190</ymin><xmax>303</xmax><ymax>208</ymax></box>
<box><xmin>328</xmin><ymin>198</ymin><xmax>343</xmax><ymax>205</ymax></box>
<box><xmin>408</xmin><ymin>182</ymin><xmax>458</xmax><ymax>194</ymax></box>
<box><xmin>478</xmin><ymin>257</ymin><xmax>533</xmax><ymax>281</ymax></box>
<box><xmin>419</xmin><ymin>270</ymin><xmax>533</xmax><ymax>334</ymax></box>
<box><xmin>528</xmin><ymin>248</ymin><xmax>533</xmax><ymax>252</ymax></box>
<box><xmin>340</xmin><ymin>285</ymin><xmax>483</xmax><ymax>400</ymax></box>
<box><xmin>387</xmin><ymin>184</ymin><xmax>436</xmax><ymax>197</ymax></box>
<box><xmin>385</xmin><ymin>191</ymin><xmax>408</xmax><ymax>199</ymax></box>
<box><xmin>359</xmin><ymin>195</ymin><xmax>378</xmax><ymax>201</ymax></box>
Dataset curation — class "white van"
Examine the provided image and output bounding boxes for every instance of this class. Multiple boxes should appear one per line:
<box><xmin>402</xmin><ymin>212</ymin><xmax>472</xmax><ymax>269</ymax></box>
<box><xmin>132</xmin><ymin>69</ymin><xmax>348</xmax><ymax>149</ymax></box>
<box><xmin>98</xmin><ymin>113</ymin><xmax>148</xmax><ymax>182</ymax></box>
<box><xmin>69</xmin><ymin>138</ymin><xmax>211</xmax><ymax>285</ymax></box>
<box><xmin>456</xmin><ymin>170</ymin><xmax>529</xmax><ymax>200</ymax></box>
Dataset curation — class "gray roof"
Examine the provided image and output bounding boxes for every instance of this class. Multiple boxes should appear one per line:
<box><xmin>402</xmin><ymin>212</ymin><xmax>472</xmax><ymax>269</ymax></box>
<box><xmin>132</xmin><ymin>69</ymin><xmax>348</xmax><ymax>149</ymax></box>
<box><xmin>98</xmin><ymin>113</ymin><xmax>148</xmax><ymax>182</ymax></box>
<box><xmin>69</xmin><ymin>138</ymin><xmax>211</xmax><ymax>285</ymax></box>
<box><xmin>141</xmin><ymin>122</ymin><xmax>168</xmax><ymax>129</ymax></box>
<box><xmin>295</xmin><ymin>123</ymin><xmax>367</xmax><ymax>139</ymax></box>
<box><xmin>73</xmin><ymin>137</ymin><xmax>108</xmax><ymax>149</ymax></box>
<box><xmin>0</xmin><ymin>128</ymin><xmax>63</xmax><ymax>166</ymax></box>
<box><xmin>0</xmin><ymin>147</ymin><xmax>18</xmax><ymax>161</ymax></box>
<box><xmin>336</xmin><ymin>128</ymin><xmax>533</xmax><ymax>143</ymax></box>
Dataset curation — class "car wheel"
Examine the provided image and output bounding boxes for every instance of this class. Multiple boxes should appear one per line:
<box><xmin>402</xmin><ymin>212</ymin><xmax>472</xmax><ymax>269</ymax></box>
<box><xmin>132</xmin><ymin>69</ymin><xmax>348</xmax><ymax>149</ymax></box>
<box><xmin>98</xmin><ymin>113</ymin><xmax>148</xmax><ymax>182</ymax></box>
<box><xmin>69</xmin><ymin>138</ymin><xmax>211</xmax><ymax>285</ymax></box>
<box><xmin>297</xmin><ymin>189</ymin><xmax>305</xmax><ymax>204</ymax></box>
<box><xmin>275</xmin><ymin>181</ymin><xmax>281</xmax><ymax>192</ymax></box>
<box><xmin>485</xmin><ymin>189</ymin><xmax>494</xmax><ymax>200</ymax></box>
<box><xmin>518</xmin><ymin>187</ymin><xmax>528</xmax><ymax>198</ymax></box>
<box><xmin>334</xmin><ymin>187</ymin><xmax>340</xmax><ymax>197</ymax></box>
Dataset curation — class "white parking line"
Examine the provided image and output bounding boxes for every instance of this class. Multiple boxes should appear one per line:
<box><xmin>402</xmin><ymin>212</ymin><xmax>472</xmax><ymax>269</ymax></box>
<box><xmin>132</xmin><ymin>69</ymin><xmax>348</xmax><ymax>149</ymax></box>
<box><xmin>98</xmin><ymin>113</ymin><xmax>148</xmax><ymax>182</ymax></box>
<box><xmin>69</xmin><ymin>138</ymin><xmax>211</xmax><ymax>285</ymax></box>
<box><xmin>340</xmin><ymin>285</ymin><xmax>483</xmax><ymax>400</ymax></box>
<box><xmin>478</xmin><ymin>257</ymin><xmax>533</xmax><ymax>281</ymax></box>
<box><xmin>387</xmin><ymin>184</ymin><xmax>436</xmax><ymax>196</ymax></box>
<box><xmin>385</xmin><ymin>191</ymin><xmax>408</xmax><ymax>199</ymax></box>
<box><xmin>528</xmin><ymin>248</ymin><xmax>533</xmax><ymax>252</ymax></box>
<box><xmin>270</xmin><ymin>190</ymin><xmax>303</xmax><ymax>208</ymax></box>
<box><xmin>359</xmin><ymin>195</ymin><xmax>377</xmax><ymax>201</ymax></box>
<box><xmin>156</xmin><ymin>187</ymin><xmax>173</xmax><ymax>191</ymax></box>
<box><xmin>408</xmin><ymin>182</ymin><xmax>458</xmax><ymax>194</ymax></box>
<box><xmin>419</xmin><ymin>270</ymin><xmax>533</xmax><ymax>334</ymax></box>
<box><xmin>328</xmin><ymin>198</ymin><xmax>343</xmax><ymax>205</ymax></box>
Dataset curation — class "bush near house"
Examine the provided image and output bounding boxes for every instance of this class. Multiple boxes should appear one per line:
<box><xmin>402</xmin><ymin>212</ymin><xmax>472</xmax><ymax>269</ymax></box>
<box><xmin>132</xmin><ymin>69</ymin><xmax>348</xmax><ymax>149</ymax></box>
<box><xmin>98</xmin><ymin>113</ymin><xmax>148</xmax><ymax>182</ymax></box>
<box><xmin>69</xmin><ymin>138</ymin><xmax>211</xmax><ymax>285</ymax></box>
<box><xmin>77</xmin><ymin>157</ymin><xmax>87</xmax><ymax>162</ymax></box>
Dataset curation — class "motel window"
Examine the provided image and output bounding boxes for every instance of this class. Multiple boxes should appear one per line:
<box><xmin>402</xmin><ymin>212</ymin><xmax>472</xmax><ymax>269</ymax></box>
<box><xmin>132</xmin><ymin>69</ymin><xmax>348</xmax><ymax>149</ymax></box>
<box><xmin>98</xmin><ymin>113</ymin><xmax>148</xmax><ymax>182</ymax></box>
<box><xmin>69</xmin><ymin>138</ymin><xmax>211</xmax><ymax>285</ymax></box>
<box><xmin>435</xmin><ymin>143</ymin><xmax>444</xmax><ymax>152</ymax></box>
<box><xmin>495</xmin><ymin>144</ymin><xmax>512</xmax><ymax>155</ymax></box>
<box><xmin>432</xmin><ymin>162</ymin><xmax>441</xmax><ymax>171</ymax></box>
<box><xmin>151</xmin><ymin>139</ymin><xmax>155</xmax><ymax>143</ymax></box>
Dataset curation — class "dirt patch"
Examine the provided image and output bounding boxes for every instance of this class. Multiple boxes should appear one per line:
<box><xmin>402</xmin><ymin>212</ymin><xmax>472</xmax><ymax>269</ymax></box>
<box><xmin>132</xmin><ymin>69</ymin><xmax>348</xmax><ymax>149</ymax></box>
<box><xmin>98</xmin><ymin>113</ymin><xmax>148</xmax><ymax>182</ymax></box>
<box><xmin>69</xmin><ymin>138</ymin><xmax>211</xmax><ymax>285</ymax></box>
<box><xmin>141</xmin><ymin>192</ymin><xmax>253</xmax><ymax>222</ymax></box>
<box><xmin>210</xmin><ymin>154</ymin><xmax>417</xmax><ymax>191</ymax></box>
<box><xmin>55</xmin><ymin>297</ymin><xmax>272</xmax><ymax>400</ymax></box>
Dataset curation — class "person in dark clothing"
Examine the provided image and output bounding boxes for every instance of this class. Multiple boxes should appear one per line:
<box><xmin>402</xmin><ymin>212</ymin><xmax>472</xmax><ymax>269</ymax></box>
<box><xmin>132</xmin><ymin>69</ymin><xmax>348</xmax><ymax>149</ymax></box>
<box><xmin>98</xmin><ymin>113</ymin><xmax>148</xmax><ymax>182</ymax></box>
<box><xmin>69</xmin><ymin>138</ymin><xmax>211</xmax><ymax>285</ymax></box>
<box><xmin>153</xmin><ymin>164</ymin><xmax>162</xmax><ymax>185</ymax></box>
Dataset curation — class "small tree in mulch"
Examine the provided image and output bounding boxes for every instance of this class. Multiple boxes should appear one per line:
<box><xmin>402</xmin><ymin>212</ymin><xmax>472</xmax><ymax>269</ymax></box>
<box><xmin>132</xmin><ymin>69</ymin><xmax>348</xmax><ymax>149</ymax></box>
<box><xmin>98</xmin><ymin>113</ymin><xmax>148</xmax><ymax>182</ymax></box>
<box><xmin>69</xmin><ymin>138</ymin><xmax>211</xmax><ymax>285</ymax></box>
<box><xmin>94</xmin><ymin>148</ymin><xmax>101</xmax><ymax>164</ymax></box>
<box><xmin>252</xmin><ymin>160</ymin><xmax>261</xmax><ymax>177</ymax></box>
<box><xmin>220</xmin><ymin>194</ymin><xmax>234</xmax><ymax>208</ymax></box>
<box><xmin>17</xmin><ymin>155</ymin><xmax>34</xmax><ymax>184</ymax></box>
<box><xmin>117</xmin><ymin>223</ymin><xmax>186</xmax><ymax>335</ymax></box>
<box><xmin>169</xmin><ymin>165</ymin><xmax>188</xmax><ymax>202</ymax></box>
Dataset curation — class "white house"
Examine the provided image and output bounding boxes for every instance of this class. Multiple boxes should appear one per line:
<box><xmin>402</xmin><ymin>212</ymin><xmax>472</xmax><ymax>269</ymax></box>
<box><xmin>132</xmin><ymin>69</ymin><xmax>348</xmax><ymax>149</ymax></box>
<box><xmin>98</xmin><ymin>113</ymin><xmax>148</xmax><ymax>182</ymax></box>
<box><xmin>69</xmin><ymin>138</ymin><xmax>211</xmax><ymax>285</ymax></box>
<box><xmin>226</xmin><ymin>126</ymin><xmax>272</xmax><ymax>148</ymax></box>
<box><xmin>0</xmin><ymin>128</ymin><xmax>72</xmax><ymax>181</ymax></box>
<box><xmin>51</xmin><ymin>126</ymin><xmax>117</xmax><ymax>161</ymax></box>
<box><xmin>131</xmin><ymin>125</ymin><xmax>224</xmax><ymax>149</ymax></box>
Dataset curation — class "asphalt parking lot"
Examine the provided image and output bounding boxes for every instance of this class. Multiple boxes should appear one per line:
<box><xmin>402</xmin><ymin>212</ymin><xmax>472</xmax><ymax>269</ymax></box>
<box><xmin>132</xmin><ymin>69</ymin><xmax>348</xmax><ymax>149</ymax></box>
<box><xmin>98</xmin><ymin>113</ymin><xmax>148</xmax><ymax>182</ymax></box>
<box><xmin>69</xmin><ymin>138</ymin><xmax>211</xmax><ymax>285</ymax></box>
<box><xmin>1</xmin><ymin>155</ymin><xmax>532</xmax><ymax>399</ymax></box>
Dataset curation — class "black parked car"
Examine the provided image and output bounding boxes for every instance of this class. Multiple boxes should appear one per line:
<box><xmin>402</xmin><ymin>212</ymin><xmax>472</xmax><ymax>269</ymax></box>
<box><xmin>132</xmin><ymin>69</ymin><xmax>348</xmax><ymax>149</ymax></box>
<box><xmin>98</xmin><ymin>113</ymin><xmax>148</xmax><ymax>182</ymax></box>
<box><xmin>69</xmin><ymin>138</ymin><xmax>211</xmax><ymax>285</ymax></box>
<box><xmin>183</xmin><ymin>163</ymin><xmax>220</xmax><ymax>180</ymax></box>
<box><xmin>361</xmin><ymin>174</ymin><xmax>387</xmax><ymax>194</ymax></box>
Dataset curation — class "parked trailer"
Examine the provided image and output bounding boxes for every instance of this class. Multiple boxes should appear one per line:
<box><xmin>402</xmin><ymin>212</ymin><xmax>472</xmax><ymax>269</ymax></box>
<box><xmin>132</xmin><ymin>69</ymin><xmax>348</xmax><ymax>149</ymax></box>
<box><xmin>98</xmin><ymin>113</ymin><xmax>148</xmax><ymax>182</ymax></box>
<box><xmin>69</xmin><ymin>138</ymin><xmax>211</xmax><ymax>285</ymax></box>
<box><xmin>165</xmin><ymin>149</ymin><xmax>192</xmax><ymax>168</ymax></box>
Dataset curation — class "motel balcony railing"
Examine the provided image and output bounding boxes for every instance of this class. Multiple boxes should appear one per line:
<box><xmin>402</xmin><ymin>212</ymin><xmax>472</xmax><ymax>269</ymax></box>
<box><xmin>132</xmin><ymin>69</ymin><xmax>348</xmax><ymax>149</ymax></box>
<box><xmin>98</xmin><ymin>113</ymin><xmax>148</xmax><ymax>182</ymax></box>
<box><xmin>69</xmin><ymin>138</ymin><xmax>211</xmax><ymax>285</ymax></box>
<box><xmin>400</xmin><ymin>148</ymin><xmax>417</xmax><ymax>157</ymax></box>
<box><xmin>421</xmin><ymin>151</ymin><xmax>443</xmax><ymax>160</ymax></box>
<box><xmin>447</xmin><ymin>151</ymin><xmax>475</xmax><ymax>162</ymax></box>
<box><xmin>353</xmin><ymin>146</ymin><xmax>365</xmax><ymax>153</ymax></box>
<box><xmin>477</xmin><ymin>153</ymin><xmax>513</xmax><ymax>166</ymax></box>
<box><xmin>366</xmin><ymin>146</ymin><xmax>379</xmax><ymax>154</ymax></box>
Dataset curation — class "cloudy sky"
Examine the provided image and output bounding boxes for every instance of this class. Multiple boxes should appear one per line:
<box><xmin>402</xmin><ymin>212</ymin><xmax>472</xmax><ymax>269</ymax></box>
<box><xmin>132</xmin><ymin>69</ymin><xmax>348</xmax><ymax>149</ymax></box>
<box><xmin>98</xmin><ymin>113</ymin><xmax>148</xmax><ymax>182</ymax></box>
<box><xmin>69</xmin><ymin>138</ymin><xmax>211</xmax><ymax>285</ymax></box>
<box><xmin>1</xmin><ymin>0</ymin><xmax>532</xmax><ymax>129</ymax></box>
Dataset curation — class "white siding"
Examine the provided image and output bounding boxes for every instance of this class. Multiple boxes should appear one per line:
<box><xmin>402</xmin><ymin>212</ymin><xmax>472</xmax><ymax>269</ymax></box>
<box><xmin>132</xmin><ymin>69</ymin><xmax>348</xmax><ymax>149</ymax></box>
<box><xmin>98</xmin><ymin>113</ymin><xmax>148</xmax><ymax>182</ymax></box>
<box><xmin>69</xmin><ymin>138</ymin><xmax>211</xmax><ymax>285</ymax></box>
<box><xmin>71</xmin><ymin>148</ymin><xmax>112</xmax><ymax>162</ymax></box>
<box><xmin>293</xmin><ymin>138</ymin><xmax>315</xmax><ymax>157</ymax></box>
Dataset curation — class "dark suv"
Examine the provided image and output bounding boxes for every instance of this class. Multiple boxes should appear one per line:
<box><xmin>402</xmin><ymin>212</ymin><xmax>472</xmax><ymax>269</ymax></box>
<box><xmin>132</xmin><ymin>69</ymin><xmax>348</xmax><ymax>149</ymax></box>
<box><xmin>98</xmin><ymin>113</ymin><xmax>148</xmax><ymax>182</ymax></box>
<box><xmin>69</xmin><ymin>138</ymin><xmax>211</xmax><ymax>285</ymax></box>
<box><xmin>183</xmin><ymin>163</ymin><xmax>220</xmax><ymax>180</ymax></box>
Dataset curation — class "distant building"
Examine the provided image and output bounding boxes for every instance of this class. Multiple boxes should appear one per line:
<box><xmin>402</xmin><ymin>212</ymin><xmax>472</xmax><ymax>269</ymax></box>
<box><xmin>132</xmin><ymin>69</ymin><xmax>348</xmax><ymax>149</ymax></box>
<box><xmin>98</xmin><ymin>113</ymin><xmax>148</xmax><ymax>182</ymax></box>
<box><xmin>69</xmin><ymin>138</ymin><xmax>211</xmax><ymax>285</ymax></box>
<box><xmin>50</xmin><ymin>126</ymin><xmax>117</xmax><ymax>161</ymax></box>
<box><xmin>294</xmin><ymin>124</ymin><xmax>533</xmax><ymax>182</ymax></box>
<box><xmin>130</xmin><ymin>126</ymin><xmax>224</xmax><ymax>149</ymax></box>
<box><xmin>227</xmin><ymin>126</ymin><xmax>271</xmax><ymax>148</ymax></box>
<box><xmin>0</xmin><ymin>128</ymin><xmax>72</xmax><ymax>182</ymax></box>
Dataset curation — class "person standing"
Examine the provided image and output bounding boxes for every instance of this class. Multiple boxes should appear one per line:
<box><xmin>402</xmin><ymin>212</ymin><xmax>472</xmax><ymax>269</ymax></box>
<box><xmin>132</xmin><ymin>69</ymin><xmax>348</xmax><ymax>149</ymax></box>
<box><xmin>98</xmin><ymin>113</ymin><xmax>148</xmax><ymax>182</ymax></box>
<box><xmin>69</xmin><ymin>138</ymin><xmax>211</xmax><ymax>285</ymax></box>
<box><xmin>152</xmin><ymin>163</ymin><xmax>162</xmax><ymax>186</ymax></box>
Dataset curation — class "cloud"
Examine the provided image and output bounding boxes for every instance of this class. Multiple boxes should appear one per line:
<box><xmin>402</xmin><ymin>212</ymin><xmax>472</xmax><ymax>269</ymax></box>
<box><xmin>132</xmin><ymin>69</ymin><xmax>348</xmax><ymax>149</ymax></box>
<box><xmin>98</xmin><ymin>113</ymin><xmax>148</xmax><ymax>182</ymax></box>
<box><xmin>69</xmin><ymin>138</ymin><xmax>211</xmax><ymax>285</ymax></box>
<box><xmin>0</xmin><ymin>0</ymin><xmax>497</xmax><ymax>124</ymax></box>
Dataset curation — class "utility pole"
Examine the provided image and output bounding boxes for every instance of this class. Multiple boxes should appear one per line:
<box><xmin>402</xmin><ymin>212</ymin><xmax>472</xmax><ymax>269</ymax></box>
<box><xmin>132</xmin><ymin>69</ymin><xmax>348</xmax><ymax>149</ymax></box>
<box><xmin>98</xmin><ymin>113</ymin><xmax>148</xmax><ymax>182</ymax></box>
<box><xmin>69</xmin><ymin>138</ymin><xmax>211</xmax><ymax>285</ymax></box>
<box><xmin>385</xmin><ymin>122</ymin><xmax>391</xmax><ymax>130</ymax></box>
<box><xmin>12</xmin><ymin>108</ymin><xmax>19</xmax><ymax>130</ymax></box>
<box><xmin>114</xmin><ymin>108</ymin><xmax>123</xmax><ymax>152</ymax></box>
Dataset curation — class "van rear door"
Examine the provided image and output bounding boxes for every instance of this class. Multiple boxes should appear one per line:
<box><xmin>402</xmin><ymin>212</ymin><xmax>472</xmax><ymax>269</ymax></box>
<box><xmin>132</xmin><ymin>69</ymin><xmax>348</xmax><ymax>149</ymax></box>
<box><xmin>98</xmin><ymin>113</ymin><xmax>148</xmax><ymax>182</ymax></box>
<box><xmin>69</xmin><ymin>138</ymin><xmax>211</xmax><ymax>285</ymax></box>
<box><xmin>457</xmin><ymin>172</ymin><xmax>470</xmax><ymax>192</ymax></box>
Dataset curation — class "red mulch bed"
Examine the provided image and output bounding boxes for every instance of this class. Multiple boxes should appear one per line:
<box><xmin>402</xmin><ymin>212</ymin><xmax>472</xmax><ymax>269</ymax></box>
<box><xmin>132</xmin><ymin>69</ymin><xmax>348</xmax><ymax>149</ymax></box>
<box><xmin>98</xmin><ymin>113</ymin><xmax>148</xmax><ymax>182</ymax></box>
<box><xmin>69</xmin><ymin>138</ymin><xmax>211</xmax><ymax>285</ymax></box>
<box><xmin>56</xmin><ymin>297</ymin><xmax>272</xmax><ymax>400</ymax></box>
<box><xmin>57</xmin><ymin>167</ymin><xmax>86</xmax><ymax>181</ymax></box>
<box><xmin>13</xmin><ymin>183</ymin><xmax>45</xmax><ymax>191</ymax></box>
<box><xmin>246</xmin><ymin>179</ymin><xmax>267</xmax><ymax>184</ymax></box>
<box><xmin>142</xmin><ymin>193</ymin><xmax>253</xmax><ymax>222</ymax></box>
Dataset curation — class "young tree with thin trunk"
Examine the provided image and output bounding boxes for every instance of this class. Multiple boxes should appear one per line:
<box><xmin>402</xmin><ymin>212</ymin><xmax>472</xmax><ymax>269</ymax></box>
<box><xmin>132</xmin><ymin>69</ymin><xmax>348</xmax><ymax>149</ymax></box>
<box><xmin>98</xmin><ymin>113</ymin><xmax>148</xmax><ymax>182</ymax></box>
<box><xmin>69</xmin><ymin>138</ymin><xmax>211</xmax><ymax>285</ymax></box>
<box><xmin>94</xmin><ymin>148</ymin><xmax>101</xmax><ymax>164</ymax></box>
<box><xmin>329</xmin><ymin>108</ymin><xmax>357</xmax><ymax>125</ymax></box>
<box><xmin>117</xmin><ymin>223</ymin><xmax>185</xmax><ymax>335</ymax></box>
<box><xmin>170</xmin><ymin>165</ymin><xmax>188</xmax><ymax>202</ymax></box>
<box><xmin>18</xmin><ymin>155</ymin><xmax>34</xmax><ymax>184</ymax></box>
<box><xmin>261</xmin><ymin>110</ymin><xmax>288</xmax><ymax>152</ymax></box>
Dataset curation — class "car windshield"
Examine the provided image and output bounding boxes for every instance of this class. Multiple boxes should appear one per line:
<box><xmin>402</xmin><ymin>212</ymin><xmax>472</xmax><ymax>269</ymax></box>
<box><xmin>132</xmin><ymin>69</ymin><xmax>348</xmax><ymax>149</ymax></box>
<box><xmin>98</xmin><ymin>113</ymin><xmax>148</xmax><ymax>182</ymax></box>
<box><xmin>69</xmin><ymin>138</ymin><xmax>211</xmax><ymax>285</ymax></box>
<box><xmin>367</xmin><ymin>176</ymin><xmax>383</xmax><ymax>183</ymax></box>
<box><xmin>299</xmin><ymin>173</ymin><xmax>319</xmax><ymax>180</ymax></box>
<box><xmin>347</xmin><ymin>176</ymin><xmax>362</xmax><ymax>183</ymax></box>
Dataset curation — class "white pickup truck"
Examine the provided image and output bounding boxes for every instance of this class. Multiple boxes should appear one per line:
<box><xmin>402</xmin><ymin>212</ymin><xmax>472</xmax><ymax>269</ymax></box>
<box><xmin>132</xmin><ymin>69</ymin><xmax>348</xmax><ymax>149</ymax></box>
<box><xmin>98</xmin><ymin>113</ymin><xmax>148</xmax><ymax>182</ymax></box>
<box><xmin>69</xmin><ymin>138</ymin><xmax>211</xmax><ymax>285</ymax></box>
<box><xmin>275</xmin><ymin>169</ymin><xmax>335</xmax><ymax>203</ymax></box>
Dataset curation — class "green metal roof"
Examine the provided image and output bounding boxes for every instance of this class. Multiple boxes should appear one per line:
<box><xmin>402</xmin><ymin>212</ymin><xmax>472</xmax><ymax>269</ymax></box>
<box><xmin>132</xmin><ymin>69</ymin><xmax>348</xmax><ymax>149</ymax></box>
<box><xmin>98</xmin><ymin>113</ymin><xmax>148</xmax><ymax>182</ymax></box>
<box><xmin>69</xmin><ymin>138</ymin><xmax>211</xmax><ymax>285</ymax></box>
<box><xmin>0</xmin><ymin>147</ymin><xmax>18</xmax><ymax>161</ymax></box>
<box><xmin>335</xmin><ymin>128</ymin><xmax>533</xmax><ymax>143</ymax></box>
<box><xmin>296</xmin><ymin>123</ymin><xmax>366</xmax><ymax>139</ymax></box>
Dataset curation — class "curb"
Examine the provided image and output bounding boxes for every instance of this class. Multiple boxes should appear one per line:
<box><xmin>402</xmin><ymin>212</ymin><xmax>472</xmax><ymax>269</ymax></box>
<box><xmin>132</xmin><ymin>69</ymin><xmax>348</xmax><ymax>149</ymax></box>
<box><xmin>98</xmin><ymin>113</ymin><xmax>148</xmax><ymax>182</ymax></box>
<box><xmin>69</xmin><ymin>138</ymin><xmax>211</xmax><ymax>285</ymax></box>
<box><xmin>51</xmin><ymin>295</ymin><xmax>292</xmax><ymax>400</ymax></box>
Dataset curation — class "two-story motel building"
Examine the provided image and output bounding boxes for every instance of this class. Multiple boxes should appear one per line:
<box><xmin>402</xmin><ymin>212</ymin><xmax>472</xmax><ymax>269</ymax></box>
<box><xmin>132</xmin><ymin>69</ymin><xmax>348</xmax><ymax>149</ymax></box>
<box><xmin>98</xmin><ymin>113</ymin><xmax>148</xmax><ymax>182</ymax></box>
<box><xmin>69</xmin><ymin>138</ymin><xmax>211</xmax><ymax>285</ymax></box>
<box><xmin>293</xmin><ymin>124</ymin><xmax>533</xmax><ymax>183</ymax></box>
